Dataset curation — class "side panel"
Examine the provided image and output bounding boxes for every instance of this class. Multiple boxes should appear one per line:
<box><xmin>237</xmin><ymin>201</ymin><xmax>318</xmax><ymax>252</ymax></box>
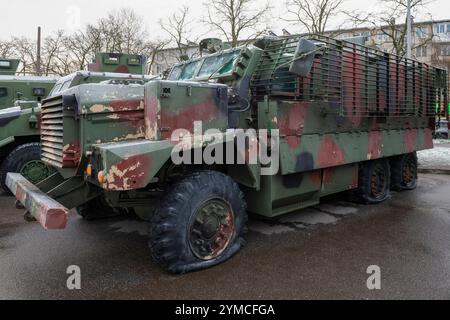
<box><xmin>144</xmin><ymin>80</ymin><xmax>229</xmax><ymax>141</ymax></box>
<box><xmin>274</xmin><ymin>100</ymin><xmax>433</xmax><ymax>175</ymax></box>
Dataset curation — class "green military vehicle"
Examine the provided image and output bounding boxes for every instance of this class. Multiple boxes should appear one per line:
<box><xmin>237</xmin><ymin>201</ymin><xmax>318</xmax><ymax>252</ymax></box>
<box><xmin>0</xmin><ymin>58</ymin><xmax>57</xmax><ymax>108</ymax></box>
<box><xmin>0</xmin><ymin>58</ymin><xmax>58</xmax><ymax>193</ymax></box>
<box><xmin>7</xmin><ymin>36</ymin><xmax>448</xmax><ymax>274</ymax></box>
<box><xmin>0</xmin><ymin>53</ymin><xmax>151</xmax><ymax>193</ymax></box>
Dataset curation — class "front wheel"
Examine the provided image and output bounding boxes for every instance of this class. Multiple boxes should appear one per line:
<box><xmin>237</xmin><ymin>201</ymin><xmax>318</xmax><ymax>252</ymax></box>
<box><xmin>149</xmin><ymin>170</ymin><xmax>248</xmax><ymax>274</ymax></box>
<box><xmin>0</xmin><ymin>143</ymin><xmax>55</xmax><ymax>194</ymax></box>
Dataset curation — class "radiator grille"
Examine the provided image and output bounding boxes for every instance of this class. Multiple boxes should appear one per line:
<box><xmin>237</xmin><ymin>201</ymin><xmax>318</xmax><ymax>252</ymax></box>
<box><xmin>40</xmin><ymin>96</ymin><xmax>65</xmax><ymax>167</ymax></box>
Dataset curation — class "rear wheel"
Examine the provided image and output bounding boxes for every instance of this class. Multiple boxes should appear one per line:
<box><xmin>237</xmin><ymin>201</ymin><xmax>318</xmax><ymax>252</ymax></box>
<box><xmin>0</xmin><ymin>143</ymin><xmax>54</xmax><ymax>195</ymax></box>
<box><xmin>149</xmin><ymin>170</ymin><xmax>248</xmax><ymax>274</ymax></box>
<box><xmin>354</xmin><ymin>159</ymin><xmax>391</xmax><ymax>204</ymax></box>
<box><xmin>76</xmin><ymin>195</ymin><xmax>128</xmax><ymax>220</ymax></box>
<box><xmin>390</xmin><ymin>153</ymin><xmax>418</xmax><ymax>191</ymax></box>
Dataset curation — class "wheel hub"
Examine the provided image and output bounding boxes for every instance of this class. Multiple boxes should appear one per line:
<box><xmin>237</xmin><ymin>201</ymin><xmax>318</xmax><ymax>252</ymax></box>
<box><xmin>189</xmin><ymin>199</ymin><xmax>235</xmax><ymax>260</ymax></box>
<box><xmin>20</xmin><ymin>160</ymin><xmax>53</xmax><ymax>184</ymax></box>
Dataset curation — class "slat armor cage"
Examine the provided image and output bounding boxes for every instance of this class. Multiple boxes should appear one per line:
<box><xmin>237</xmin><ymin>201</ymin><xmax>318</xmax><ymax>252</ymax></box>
<box><xmin>251</xmin><ymin>35</ymin><xmax>448</xmax><ymax>118</ymax></box>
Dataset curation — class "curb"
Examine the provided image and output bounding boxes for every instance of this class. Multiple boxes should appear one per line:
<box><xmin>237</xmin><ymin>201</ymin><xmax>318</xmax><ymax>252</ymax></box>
<box><xmin>418</xmin><ymin>168</ymin><xmax>450</xmax><ymax>175</ymax></box>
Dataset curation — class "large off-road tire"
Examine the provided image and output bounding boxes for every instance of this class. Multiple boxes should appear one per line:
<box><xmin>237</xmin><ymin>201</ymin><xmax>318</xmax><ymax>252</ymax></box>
<box><xmin>390</xmin><ymin>153</ymin><xmax>418</xmax><ymax>191</ymax></box>
<box><xmin>149</xmin><ymin>170</ymin><xmax>248</xmax><ymax>274</ymax></box>
<box><xmin>76</xmin><ymin>195</ymin><xmax>128</xmax><ymax>220</ymax></box>
<box><xmin>354</xmin><ymin>159</ymin><xmax>391</xmax><ymax>204</ymax></box>
<box><xmin>0</xmin><ymin>143</ymin><xmax>54</xmax><ymax>195</ymax></box>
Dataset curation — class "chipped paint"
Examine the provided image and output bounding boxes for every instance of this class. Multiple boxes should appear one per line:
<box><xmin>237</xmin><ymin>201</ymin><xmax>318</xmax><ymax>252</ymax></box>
<box><xmin>105</xmin><ymin>154</ymin><xmax>152</xmax><ymax>191</ymax></box>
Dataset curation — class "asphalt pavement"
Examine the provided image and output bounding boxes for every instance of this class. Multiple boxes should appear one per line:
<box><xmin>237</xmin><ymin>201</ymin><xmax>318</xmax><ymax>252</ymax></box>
<box><xmin>0</xmin><ymin>173</ymin><xmax>449</xmax><ymax>300</ymax></box>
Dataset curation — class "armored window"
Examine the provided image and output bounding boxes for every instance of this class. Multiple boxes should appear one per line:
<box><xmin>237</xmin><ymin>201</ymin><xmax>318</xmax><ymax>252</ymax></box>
<box><xmin>60</xmin><ymin>80</ymin><xmax>71</xmax><ymax>91</ymax></box>
<box><xmin>32</xmin><ymin>88</ymin><xmax>46</xmax><ymax>96</ymax></box>
<box><xmin>197</xmin><ymin>51</ymin><xmax>240</xmax><ymax>78</ymax></box>
<box><xmin>0</xmin><ymin>61</ymin><xmax>11</xmax><ymax>68</ymax></box>
<box><xmin>0</xmin><ymin>87</ymin><xmax>7</xmax><ymax>97</ymax></box>
<box><xmin>179</xmin><ymin>61</ymin><xmax>200</xmax><ymax>80</ymax></box>
<box><xmin>104</xmin><ymin>57</ymin><xmax>119</xmax><ymax>65</ymax></box>
<box><xmin>50</xmin><ymin>83</ymin><xmax>63</xmax><ymax>95</ymax></box>
<box><xmin>168</xmin><ymin>65</ymin><xmax>183</xmax><ymax>80</ymax></box>
<box><xmin>128</xmin><ymin>57</ymin><xmax>141</xmax><ymax>66</ymax></box>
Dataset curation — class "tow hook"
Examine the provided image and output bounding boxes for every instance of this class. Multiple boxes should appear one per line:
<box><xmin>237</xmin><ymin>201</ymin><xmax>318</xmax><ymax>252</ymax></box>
<box><xmin>24</xmin><ymin>211</ymin><xmax>37</xmax><ymax>222</ymax></box>
<box><xmin>15</xmin><ymin>200</ymin><xmax>24</xmax><ymax>209</ymax></box>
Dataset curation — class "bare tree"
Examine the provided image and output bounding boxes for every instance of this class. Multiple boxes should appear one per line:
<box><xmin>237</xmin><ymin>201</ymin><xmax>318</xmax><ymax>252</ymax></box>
<box><xmin>0</xmin><ymin>40</ymin><xmax>15</xmax><ymax>58</ymax></box>
<box><xmin>11</xmin><ymin>37</ymin><xmax>37</xmax><ymax>74</ymax></box>
<box><xmin>2</xmin><ymin>8</ymin><xmax>168</xmax><ymax>75</ymax></box>
<box><xmin>284</xmin><ymin>0</ymin><xmax>344</xmax><ymax>35</ymax></box>
<box><xmin>40</xmin><ymin>30</ymin><xmax>68</xmax><ymax>75</ymax></box>
<box><xmin>346</xmin><ymin>0</ymin><xmax>434</xmax><ymax>57</ymax></box>
<box><xmin>203</xmin><ymin>0</ymin><xmax>272</xmax><ymax>47</ymax></box>
<box><xmin>160</xmin><ymin>6</ymin><xmax>197</xmax><ymax>61</ymax></box>
<box><xmin>146</xmin><ymin>39</ymin><xmax>171</xmax><ymax>74</ymax></box>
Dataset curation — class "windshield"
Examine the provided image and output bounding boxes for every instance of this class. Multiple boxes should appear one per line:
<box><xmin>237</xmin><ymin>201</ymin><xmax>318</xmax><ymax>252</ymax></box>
<box><xmin>179</xmin><ymin>61</ymin><xmax>201</xmax><ymax>80</ymax></box>
<box><xmin>198</xmin><ymin>51</ymin><xmax>240</xmax><ymax>77</ymax></box>
<box><xmin>168</xmin><ymin>49</ymin><xmax>241</xmax><ymax>81</ymax></box>
<box><xmin>168</xmin><ymin>65</ymin><xmax>183</xmax><ymax>81</ymax></box>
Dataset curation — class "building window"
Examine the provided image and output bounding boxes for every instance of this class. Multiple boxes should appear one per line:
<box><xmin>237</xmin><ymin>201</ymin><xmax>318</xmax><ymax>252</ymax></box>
<box><xmin>376</xmin><ymin>31</ymin><xmax>388</xmax><ymax>42</ymax></box>
<box><xmin>439</xmin><ymin>45</ymin><xmax>450</xmax><ymax>56</ymax></box>
<box><xmin>336</xmin><ymin>33</ymin><xmax>351</xmax><ymax>40</ymax></box>
<box><xmin>415</xmin><ymin>27</ymin><xmax>428</xmax><ymax>39</ymax></box>
<box><xmin>434</xmin><ymin>23</ymin><xmax>449</xmax><ymax>35</ymax></box>
<box><xmin>353</xmin><ymin>31</ymin><xmax>370</xmax><ymax>37</ymax></box>
<box><xmin>416</xmin><ymin>46</ymin><xmax>427</xmax><ymax>57</ymax></box>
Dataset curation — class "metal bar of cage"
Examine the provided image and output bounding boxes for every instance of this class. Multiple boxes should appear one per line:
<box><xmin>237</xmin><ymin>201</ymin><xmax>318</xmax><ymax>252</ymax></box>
<box><xmin>250</xmin><ymin>34</ymin><xmax>448</xmax><ymax>118</ymax></box>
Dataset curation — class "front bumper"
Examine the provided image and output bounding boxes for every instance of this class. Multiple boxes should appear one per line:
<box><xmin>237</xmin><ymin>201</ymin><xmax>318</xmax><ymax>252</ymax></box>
<box><xmin>6</xmin><ymin>173</ymin><xmax>69</xmax><ymax>229</ymax></box>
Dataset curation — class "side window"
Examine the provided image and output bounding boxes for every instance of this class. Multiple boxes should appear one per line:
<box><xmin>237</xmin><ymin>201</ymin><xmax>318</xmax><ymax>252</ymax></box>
<box><xmin>0</xmin><ymin>87</ymin><xmax>7</xmax><ymax>97</ymax></box>
<box><xmin>50</xmin><ymin>83</ymin><xmax>63</xmax><ymax>96</ymax></box>
<box><xmin>168</xmin><ymin>65</ymin><xmax>183</xmax><ymax>80</ymax></box>
<box><xmin>60</xmin><ymin>80</ymin><xmax>71</xmax><ymax>92</ymax></box>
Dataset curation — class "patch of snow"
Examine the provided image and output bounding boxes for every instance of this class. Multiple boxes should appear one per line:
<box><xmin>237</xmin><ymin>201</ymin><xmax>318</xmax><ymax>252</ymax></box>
<box><xmin>433</xmin><ymin>139</ymin><xmax>450</xmax><ymax>145</ymax></box>
<box><xmin>418</xmin><ymin>147</ymin><xmax>450</xmax><ymax>170</ymax></box>
<box><xmin>279</xmin><ymin>209</ymin><xmax>339</xmax><ymax>225</ymax></box>
<box><xmin>317</xmin><ymin>204</ymin><xmax>359</xmax><ymax>216</ymax></box>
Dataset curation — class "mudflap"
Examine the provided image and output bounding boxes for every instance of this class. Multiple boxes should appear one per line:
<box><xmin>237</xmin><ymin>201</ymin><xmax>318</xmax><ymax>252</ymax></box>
<box><xmin>6</xmin><ymin>173</ymin><xmax>69</xmax><ymax>229</ymax></box>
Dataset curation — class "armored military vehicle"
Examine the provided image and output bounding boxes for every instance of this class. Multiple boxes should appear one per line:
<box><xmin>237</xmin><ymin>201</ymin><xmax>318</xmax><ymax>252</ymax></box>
<box><xmin>0</xmin><ymin>53</ymin><xmax>152</xmax><ymax>193</ymax></box>
<box><xmin>0</xmin><ymin>58</ymin><xmax>57</xmax><ymax>108</ymax></box>
<box><xmin>7</xmin><ymin>36</ymin><xmax>448</xmax><ymax>274</ymax></box>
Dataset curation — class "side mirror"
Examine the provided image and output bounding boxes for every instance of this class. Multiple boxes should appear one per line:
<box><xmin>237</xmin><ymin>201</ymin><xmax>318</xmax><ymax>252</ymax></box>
<box><xmin>289</xmin><ymin>39</ymin><xmax>318</xmax><ymax>77</ymax></box>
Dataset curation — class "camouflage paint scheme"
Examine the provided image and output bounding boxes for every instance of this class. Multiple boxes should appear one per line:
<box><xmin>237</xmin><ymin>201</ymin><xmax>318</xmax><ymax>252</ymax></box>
<box><xmin>7</xmin><ymin>35</ymin><xmax>448</xmax><ymax>228</ymax></box>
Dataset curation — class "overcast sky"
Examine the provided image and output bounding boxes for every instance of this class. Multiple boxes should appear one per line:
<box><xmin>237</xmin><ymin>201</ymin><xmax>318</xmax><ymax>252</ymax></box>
<box><xmin>1</xmin><ymin>0</ymin><xmax>449</xmax><ymax>41</ymax></box>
